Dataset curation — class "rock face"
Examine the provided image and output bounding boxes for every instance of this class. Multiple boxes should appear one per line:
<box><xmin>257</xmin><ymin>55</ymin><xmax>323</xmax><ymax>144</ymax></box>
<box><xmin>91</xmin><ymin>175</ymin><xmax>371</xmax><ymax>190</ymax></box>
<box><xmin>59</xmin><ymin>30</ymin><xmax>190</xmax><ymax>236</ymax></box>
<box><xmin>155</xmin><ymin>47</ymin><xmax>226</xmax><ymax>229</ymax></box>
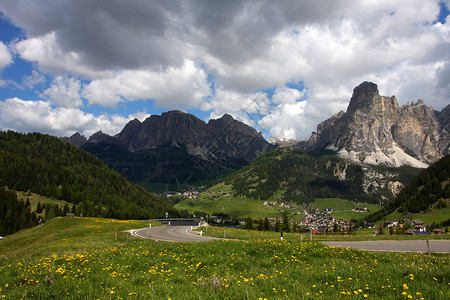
<box><xmin>305</xmin><ymin>82</ymin><xmax>449</xmax><ymax>168</ymax></box>
<box><xmin>60</xmin><ymin>132</ymin><xmax>87</xmax><ymax>147</ymax></box>
<box><xmin>114</xmin><ymin>111</ymin><xmax>272</xmax><ymax>163</ymax></box>
<box><xmin>64</xmin><ymin>111</ymin><xmax>273</xmax><ymax>189</ymax></box>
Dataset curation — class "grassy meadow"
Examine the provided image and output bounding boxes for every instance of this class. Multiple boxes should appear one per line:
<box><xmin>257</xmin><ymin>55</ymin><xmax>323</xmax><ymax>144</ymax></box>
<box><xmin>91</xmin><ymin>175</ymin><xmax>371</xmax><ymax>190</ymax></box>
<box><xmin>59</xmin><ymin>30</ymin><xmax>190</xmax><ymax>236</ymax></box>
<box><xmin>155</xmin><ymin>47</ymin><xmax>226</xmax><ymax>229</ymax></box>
<box><xmin>0</xmin><ymin>217</ymin><xmax>449</xmax><ymax>299</ymax></box>
<box><xmin>384</xmin><ymin>206</ymin><xmax>450</xmax><ymax>225</ymax></box>
<box><xmin>311</xmin><ymin>199</ymin><xmax>381</xmax><ymax>221</ymax></box>
<box><xmin>175</xmin><ymin>184</ymin><xmax>305</xmax><ymax>221</ymax></box>
<box><xmin>175</xmin><ymin>183</ymin><xmax>382</xmax><ymax>222</ymax></box>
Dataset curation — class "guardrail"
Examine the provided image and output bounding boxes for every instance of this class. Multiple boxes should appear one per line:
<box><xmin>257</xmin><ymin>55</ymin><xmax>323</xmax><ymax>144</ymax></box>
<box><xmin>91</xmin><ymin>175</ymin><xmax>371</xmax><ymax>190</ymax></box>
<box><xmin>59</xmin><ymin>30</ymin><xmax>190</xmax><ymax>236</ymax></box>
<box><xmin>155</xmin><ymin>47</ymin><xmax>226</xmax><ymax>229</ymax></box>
<box><xmin>142</xmin><ymin>218</ymin><xmax>206</xmax><ymax>226</ymax></box>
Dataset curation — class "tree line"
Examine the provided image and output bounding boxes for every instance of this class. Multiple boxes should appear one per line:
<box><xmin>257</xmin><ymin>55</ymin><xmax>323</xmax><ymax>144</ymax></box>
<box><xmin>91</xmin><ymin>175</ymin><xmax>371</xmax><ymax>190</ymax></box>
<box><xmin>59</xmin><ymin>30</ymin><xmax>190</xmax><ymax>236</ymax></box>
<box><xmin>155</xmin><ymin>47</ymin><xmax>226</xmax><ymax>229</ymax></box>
<box><xmin>0</xmin><ymin>131</ymin><xmax>179</xmax><ymax>229</ymax></box>
<box><xmin>0</xmin><ymin>187</ymin><xmax>37</xmax><ymax>236</ymax></box>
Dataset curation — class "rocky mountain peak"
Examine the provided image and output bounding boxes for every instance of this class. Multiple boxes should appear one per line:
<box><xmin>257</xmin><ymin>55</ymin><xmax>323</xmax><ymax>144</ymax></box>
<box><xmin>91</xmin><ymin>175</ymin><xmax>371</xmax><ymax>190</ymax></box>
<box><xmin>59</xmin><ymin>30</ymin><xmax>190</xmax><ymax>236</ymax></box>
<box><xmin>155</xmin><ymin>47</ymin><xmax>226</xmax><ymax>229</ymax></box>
<box><xmin>305</xmin><ymin>82</ymin><xmax>448</xmax><ymax>167</ymax></box>
<box><xmin>80</xmin><ymin>111</ymin><xmax>272</xmax><ymax>164</ymax></box>
<box><xmin>347</xmin><ymin>81</ymin><xmax>380</xmax><ymax>113</ymax></box>
<box><xmin>61</xmin><ymin>132</ymin><xmax>87</xmax><ymax>147</ymax></box>
<box><xmin>88</xmin><ymin>131</ymin><xmax>116</xmax><ymax>144</ymax></box>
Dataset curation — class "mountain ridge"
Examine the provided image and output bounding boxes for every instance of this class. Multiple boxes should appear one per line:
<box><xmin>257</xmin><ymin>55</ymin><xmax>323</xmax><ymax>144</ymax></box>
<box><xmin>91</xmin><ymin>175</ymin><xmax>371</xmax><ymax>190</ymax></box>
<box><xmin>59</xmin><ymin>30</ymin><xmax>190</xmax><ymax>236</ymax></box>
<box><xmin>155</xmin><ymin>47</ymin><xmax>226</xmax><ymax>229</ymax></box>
<box><xmin>64</xmin><ymin>111</ymin><xmax>274</xmax><ymax>190</ymax></box>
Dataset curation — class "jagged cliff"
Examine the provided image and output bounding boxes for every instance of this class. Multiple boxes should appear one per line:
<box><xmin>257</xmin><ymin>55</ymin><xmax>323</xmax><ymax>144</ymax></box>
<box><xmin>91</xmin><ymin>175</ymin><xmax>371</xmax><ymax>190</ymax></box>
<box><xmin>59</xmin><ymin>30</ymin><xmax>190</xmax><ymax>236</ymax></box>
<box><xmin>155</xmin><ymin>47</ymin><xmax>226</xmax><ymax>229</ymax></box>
<box><xmin>306</xmin><ymin>82</ymin><xmax>449</xmax><ymax>168</ymax></box>
<box><xmin>64</xmin><ymin>111</ymin><xmax>273</xmax><ymax>190</ymax></box>
<box><xmin>112</xmin><ymin>111</ymin><xmax>272</xmax><ymax>163</ymax></box>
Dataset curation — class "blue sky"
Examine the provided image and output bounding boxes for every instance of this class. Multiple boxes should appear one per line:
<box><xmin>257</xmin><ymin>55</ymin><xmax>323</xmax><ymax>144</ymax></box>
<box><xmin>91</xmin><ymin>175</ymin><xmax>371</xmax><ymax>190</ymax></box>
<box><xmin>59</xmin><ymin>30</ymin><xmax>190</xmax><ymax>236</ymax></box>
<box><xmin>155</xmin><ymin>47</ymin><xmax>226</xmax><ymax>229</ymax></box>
<box><xmin>0</xmin><ymin>1</ymin><xmax>449</xmax><ymax>139</ymax></box>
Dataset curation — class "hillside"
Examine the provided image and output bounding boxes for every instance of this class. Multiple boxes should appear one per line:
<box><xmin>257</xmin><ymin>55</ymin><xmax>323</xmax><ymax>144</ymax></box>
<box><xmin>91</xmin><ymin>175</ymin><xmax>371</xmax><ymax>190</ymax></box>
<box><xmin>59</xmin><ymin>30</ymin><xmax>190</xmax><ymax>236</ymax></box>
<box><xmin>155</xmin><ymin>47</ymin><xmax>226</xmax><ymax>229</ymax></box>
<box><xmin>0</xmin><ymin>131</ymin><xmax>177</xmax><ymax>226</ymax></box>
<box><xmin>224</xmin><ymin>148</ymin><xmax>420</xmax><ymax>204</ymax></box>
<box><xmin>366</xmin><ymin>155</ymin><xmax>450</xmax><ymax>223</ymax></box>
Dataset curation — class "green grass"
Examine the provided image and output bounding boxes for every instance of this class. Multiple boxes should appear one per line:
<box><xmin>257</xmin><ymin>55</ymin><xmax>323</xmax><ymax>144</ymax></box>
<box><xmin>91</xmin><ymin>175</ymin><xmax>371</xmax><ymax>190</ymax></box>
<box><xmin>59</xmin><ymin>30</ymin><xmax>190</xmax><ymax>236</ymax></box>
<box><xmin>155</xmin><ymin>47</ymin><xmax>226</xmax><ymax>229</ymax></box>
<box><xmin>311</xmin><ymin>199</ymin><xmax>381</xmax><ymax>221</ymax></box>
<box><xmin>0</xmin><ymin>217</ymin><xmax>154</xmax><ymax>259</ymax></box>
<box><xmin>175</xmin><ymin>183</ymin><xmax>304</xmax><ymax>220</ymax></box>
<box><xmin>176</xmin><ymin>186</ymin><xmax>382</xmax><ymax>222</ymax></box>
<box><xmin>383</xmin><ymin>206</ymin><xmax>450</xmax><ymax>225</ymax></box>
<box><xmin>0</xmin><ymin>218</ymin><xmax>449</xmax><ymax>299</ymax></box>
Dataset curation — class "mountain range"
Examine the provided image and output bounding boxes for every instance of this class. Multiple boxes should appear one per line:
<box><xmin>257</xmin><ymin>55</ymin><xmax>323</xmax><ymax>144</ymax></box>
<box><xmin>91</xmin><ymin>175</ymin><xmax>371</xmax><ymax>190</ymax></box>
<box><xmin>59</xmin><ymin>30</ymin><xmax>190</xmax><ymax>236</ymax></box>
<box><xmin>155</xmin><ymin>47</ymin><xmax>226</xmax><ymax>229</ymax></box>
<box><xmin>62</xmin><ymin>82</ymin><xmax>449</xmax><ymax>192</ymax></box>
<box><xmin>63</xmin><ymin>111</ymin><xmax>273</xmax><ymax>190</ymax></box>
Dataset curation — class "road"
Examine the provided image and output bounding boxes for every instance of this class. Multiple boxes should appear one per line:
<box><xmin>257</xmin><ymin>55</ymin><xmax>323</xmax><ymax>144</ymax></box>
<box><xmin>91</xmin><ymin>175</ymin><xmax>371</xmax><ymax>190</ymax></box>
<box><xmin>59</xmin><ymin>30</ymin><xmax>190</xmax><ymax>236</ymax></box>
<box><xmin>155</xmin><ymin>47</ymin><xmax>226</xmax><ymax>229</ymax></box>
<box><xmin>132</xmin><ymin>226</ymin><xmax>222</xmax><ymax>242</ymax></box>
<box><xmin>322</xmin><ymin>240</ymin><xmax>450</xmax><ymax>253</ymax></box>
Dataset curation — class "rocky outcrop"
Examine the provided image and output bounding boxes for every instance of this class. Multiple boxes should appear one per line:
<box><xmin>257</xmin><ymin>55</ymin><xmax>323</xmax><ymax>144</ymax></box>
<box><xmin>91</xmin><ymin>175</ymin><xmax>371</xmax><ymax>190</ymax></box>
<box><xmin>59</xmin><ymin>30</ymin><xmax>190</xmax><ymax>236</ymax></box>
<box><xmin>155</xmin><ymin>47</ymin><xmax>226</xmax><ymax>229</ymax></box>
<box><xmin>305</xmin><ymin>82</ymin><xmax>449</xmax><ymax>168</ymax></box>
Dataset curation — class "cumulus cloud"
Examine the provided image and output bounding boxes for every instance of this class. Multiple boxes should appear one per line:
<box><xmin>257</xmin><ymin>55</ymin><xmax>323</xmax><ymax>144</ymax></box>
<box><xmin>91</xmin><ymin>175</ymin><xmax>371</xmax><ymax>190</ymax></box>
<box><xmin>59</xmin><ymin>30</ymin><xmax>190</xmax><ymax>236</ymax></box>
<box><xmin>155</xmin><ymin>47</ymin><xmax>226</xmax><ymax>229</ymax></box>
<box><xmin>0</xmin><ymin>97</ymin><xmax>148</xmax><ymax>137</ymax></box>
<box><xmin>0</xmin><ymin>41</ymin><xmax>13</xmax><ymax>85</ymax></box>
<box><xmin>81</xmin><ymin>60</ymin><xmax>210</xmax><ymax>108</ymax></box>
<box><xmin>258</xmin><ymin>101</ymin><xmax>307</xmax><ymax>140</ymax></box>
<box><xmin>0</xmin><ymin>0</ymin><xmax>449</xmax><ymax>139</ymax></box>
<box><xmin>22</xmin><ymin>70</ymin><xmax>46</xmax><ymax>89</ymax></box>
<box><xmin>203</xmin><ymin>88</ymin><xmax>272</xmax><ymax>127</ymax></box>
<box><xmin>40</xmin><ymin>76</ymin><xmax>83</xmax><ymax>108</ymax></box>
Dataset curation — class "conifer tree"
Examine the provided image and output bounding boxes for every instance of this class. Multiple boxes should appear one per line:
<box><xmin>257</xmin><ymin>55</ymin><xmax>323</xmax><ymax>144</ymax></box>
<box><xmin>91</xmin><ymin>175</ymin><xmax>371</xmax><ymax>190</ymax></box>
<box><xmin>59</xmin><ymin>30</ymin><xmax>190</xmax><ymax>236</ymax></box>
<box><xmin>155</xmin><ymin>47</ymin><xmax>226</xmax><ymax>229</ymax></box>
<box><xmin>281</xmin><ymin>211</ymin><xmax>291</xmax><ymax>233</ymax></box>
<box><xmin>274</xmin><ymin>219</ymin><xmax>281</xmax><ymax>232</ymax></box>
<box><xmin>257</xmin><ymin>218</ymin><xmax>264</xmax><ymax>231</ymax></box>
<box><xmin>264</xmin><ymin>218</ymin><xmax>271</xmax><ymax>231</ymax></box>
<box><xmin>36</xmin><ymin>202</ymin><xmax>43</xmax><ymax>214</ymax></box>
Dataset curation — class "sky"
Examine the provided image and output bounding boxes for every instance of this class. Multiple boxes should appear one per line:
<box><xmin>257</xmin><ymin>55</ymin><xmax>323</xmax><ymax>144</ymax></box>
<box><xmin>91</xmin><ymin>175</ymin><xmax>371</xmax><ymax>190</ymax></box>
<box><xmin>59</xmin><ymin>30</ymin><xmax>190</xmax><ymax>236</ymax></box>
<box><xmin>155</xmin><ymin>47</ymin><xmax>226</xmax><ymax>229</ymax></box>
<box><xmin>0</xmin><ymin>0</ymin><xmax>449</xmax><ymax>140</ymax></box>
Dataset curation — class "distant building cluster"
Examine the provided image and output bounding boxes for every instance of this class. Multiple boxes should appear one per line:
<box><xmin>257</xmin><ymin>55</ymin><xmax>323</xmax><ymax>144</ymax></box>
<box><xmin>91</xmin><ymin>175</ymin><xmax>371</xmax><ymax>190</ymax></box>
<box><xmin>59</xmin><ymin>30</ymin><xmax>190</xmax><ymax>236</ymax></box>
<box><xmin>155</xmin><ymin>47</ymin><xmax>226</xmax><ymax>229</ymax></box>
<box><xmin>263</xmin><ymin>201</ymin><xmax>292</xmax><ymax>209</ymax></box>
<box><xmin>297</xmin><ymin>208</ymin><xmax>350</xmax><ymax>232</ymax></box>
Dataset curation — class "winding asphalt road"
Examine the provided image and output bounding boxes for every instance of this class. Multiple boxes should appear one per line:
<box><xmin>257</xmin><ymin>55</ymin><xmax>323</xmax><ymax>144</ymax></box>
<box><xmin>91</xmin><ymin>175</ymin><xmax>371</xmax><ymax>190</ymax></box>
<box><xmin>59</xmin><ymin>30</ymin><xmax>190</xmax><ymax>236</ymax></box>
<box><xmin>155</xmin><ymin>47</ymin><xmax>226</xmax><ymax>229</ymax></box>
<box><xmin>131</xmin><ymin>226</ymin><xmax>222</xmax><ymax>242</ymax></box>
<box><xmin>322</xmin><ymin>240</ymin><xmax>450</xmax><ymax>253</ymax></box>
<box><xmin>130</xmin><ymin>226</ymin><xmax>450</xmax><ymax>253</ymax></box>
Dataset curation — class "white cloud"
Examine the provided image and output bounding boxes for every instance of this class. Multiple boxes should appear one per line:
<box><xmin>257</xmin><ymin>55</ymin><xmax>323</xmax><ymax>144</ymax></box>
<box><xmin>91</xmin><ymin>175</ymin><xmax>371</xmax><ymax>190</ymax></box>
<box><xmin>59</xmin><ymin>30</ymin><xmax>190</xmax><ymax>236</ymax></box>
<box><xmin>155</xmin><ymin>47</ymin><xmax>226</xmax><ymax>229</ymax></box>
<box><xmin>203</xmin><ymin>88</ymin><xmax>272</xmax><ymax>127</ymax></box>
<box><xmin>0</xmin><ymin>41</ymin><xmax>13</xmax><ymax>86</ymax></box>
<box><xmin>22</xmin><ymin>70</ymin><xmax>46</xmax><ymax>89</ymax></box>
<box><xmin>0</xmin><ymin>41</ymin><xmax>12</xmax><ymax>69</ymax></box>
<box><xmin>82</xmin><ymin>60</ymin><xmax>210</xmax><ymax>109</ymax></box>
<box><xmin>40</xmin><ymin>76</ymin><xmax>83</xmax><ymax>108</ymax></box>
<box><xmin>0</xmin><ymin>97</ymin><xmax>148</xmax><ymax>137</ymax></box>
<box><xmin>272</xmin><ymin>86</ymin><xmax>304</xmax><ymax>104</ymax></box>
<box><xmin>258</xmin><ymin>101</ymin><xmax>307</xmax><ymax>140</ymax></box>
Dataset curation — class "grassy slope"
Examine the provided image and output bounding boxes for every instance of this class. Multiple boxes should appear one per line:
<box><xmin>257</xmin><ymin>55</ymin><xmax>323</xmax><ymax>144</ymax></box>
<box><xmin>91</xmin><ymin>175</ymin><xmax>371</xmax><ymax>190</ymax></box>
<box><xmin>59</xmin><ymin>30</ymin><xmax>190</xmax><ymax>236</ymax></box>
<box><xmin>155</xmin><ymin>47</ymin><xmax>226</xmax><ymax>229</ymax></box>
<box><xmin>176</xmin><ymin>184</ymin><xmax>382</xmax><ymax>221</ymax></box>
<box><xmin>0</xmin><ymin>218</ymin><xmax>448</xmax><ymax>299</ymax></box>
<box><xmin>0</xmin><ymin>217</ymin><xmax>152</xmax><ymax>260</ymax></box>
<box><xmin>16</xmin><ymin>191</ymin><xmax>73</xmax><ymax>217</ymax></box>
<box><xmin>175</xmin><ymin>183</ymin><xmax>300</xmax><ymax>220</ymax></box>
<box><xmin>384</xmin><ymin>206</ymin><xmax>450</xmax><ymax>225</ymax></box>
<box><xmin>312</xmin><ymin>199</ymin><xmax>381</xmax><ymax>221</ymax></box>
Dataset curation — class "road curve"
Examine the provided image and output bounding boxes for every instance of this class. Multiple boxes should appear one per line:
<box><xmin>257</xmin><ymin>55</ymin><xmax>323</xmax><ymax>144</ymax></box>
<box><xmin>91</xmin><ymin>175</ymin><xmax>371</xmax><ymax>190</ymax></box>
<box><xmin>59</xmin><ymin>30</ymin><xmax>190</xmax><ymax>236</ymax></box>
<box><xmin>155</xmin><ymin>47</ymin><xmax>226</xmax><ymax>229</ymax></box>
<box><xmin>132</xmin><ymin>226</ymin><xmax>222</xmax><ymax>242</ymax></box>
<box><xmin>322</xmin><ymin>240</ymin><xmax>450</xmax><ymax>253</ymax></box>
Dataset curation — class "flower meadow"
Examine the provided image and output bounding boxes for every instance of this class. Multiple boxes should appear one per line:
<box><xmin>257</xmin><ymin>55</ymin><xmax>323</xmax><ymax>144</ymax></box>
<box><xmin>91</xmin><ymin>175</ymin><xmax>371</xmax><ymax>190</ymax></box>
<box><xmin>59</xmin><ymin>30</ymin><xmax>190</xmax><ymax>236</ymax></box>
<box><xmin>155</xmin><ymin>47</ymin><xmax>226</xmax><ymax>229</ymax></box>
<box><xmin>1</xmin><ymin>231</ymin><xmax>449</xmax><ymax>299</ymax></box>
